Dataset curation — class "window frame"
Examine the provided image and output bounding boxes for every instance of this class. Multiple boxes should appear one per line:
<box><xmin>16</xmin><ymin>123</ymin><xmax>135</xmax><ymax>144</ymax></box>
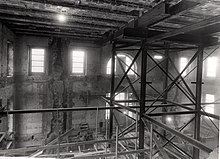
<box><xmin>71</xmin><ymin>50</ymin><xmax>86</xmax><ymax>75</ymax></box>
<box><xmin>204</xmin><ymin>94</ymin><xmax>215</xmax><ymax>120</ymax></box>
<box><xmin>7</xmin><ymin>41</ymin><xmax>14</xmax><ymax>77</ymax></box>
<box><xmin>106</xmin><ymin>53</ymin><xmax>137</xmax><ymax>76</ymax></box>
<box><xmin>179</xmin><ymin>57</ymin><xmax>188</xmax><ymax>76</ymax></box>
<box><xmin>29</xmin><ymin>46</ymin><xmax>47</xmax><ymax>76</ymax></box>
<box><xmin>206</xmin><ymin>56</ymin><xmax>217</xmax><ymax>78</ymax></box>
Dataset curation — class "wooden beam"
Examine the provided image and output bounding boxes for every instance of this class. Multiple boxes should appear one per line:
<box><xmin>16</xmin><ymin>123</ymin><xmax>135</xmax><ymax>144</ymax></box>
<box><xmin>6</xmin><ymin>22</ymin><xmax>104</xmax><ymax>34</ymax></box>
<box><xmin>0</xmin><ymin>0</ymin><xmax>135</xmax><ymax>22</ymax></box>
<box><xmin>22</xmin><ymin>0</ymin><xmax>147</xmax><ymax>15</ymax></box>
<box><xmin>123</xmin><ymin>28</ymin><xmax>218</xmax><ymax>46</ymax></box>
<box><xmin>0</xmin><ymin>8</ymin><xmax>122</xmax><ymax>28</ymax></box>
<box><xmin>0</xmin><ymin>16</ymin><xmax>111</xmax><ymax>31</ymax></box>
<box><xmin>9</xmin><ymin>24</ymin><xmax>102</xmax><ymax>36</ymax></box>
<box><xmin>112</xmin><ymin>2</ymin><xmax>168</xmax><ymax>40</ymax></box>
<box><xmin>14</xmin><ymin>31</ymin><xmax>99</xmax><ymax>42</ymax></box>
<box><xmin>12</xmin><ymin>28</ymin><xmax>102</xmax><ymax>38</ymax></box>
<box><xmin>147</xmin><ymin>15</ymin><xmax>220</xmax><ymax>43</ymax></box>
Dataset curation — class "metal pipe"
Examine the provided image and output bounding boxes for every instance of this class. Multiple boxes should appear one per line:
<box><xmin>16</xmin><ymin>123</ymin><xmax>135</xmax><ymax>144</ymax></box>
<box><xmin>193</xmin><ymin>46</ymin><xmax>204</xmax><ymax>159</ymax></box>
<box><xmin>139</xmin><ymin>41</ymin><xmax>147</xmax><ymax>159</ymax></box>
<box><xmin>109</xmin><ymin>41</ymin><xmax>116</xmax><ymax>139</ymax></box>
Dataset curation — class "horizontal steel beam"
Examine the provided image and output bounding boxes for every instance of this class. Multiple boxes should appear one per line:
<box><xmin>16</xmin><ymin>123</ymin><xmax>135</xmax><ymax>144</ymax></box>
<box><xmin>2</xmin><ymin>102</ymin><xmax>219</xmax><ymax>114</ymax></box>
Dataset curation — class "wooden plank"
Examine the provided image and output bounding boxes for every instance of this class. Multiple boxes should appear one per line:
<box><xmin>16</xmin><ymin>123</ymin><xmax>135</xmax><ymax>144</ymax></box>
<box><xmin>0</xmin><ymin>16</ymin><xmax>111</xmax><ymax>31</ymax></box>
<box><xmin>147</xmin><ymin>15</ymin><xmax>220</xmax><ymax>43</ymax></box>
<box><xmin>12</xmin><ymin>28</ymin><xmax>102</xmax><ymax>38</ymax></box>
<box><xmin>138</xmin><ymin>2</ymin><xmax>169</xmax><ymax>28</ymax></box>
<box><xmin>0</xmin><ymin>8</ymin><xmax>121</xmax><ymax>28</ymax></box>
<box><xmin>22</xmin><ymin>0</ymin><xmax>146</xmax><ymax>15</ymax></box>
<box><xmin>0</xmin><ymin>0</ymin><xmax>135</xmax><ymax>22</ymax></box>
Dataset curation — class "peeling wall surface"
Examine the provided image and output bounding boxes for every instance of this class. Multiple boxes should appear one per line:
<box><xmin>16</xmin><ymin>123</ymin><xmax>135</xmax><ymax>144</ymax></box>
<box><xmin>0</xmin><ymin>22</ymin><xmax>15</xmax><ymax>133</ymax></box>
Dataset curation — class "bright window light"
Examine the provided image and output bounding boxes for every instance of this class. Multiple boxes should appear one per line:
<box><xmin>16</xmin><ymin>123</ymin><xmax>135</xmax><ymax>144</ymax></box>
<box><xmin>106</xmin><ymin>54</ymin><xmax>135</xmax><ymax>75</ymax></box>
<box><xmin>57</xmin><ymin>14</ymin><xmax>67</xmax><ymax>23</ymax></box>
<box><xmin>205</xmin><ymin>94</ymin><xmax>215</xmax><ymax>120</ymax></box>
<box><xmin>105</xmin><ymin>92</ymin><xmax>125</xmax><ymax>119</ymax></box>
<box><xmin>207</xmin><ymin>57</ymin><xmax>217</xmax><ymax>77</ymax></box>
<box><xmin>180</xmin><ymin>57</ymin><xmax>188</xmax><ymax>76</ymax></box>
<box><xmin>166</xmin><ymin>116</ymin><xmax>173</xmax><ymax>122</ymax></box>
<box><xmin>154</xmin><ymin>55</ymin><xmax>163</xmax><ymax>60</ymax></box>
<box><xmin>72</xmin><ymin>50</ymin><xmax>85</xmax><ymax>74</ymax></box>
<box><xmin>31</xmin><ymin>48</ymin><xmax>45</xmax><ymax>73</ymax></box>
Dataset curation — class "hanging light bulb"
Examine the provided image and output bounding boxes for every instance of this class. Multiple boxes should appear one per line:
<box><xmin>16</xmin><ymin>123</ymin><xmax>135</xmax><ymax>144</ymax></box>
<box><xmin>57</xmin><ymin>14</ymin><xmax>67</xmax><ymax>23</ymax></box>
<box><xmin>166</xmin><ymin>116</ymin><xmax>173</xmax><ymax>122</ymax></box>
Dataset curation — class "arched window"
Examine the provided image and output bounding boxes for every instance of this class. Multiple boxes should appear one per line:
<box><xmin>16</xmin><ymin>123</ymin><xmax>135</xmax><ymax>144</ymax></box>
<box><xmin>106</xmin><ymin>54</ymin><xmax>136</xmax><ymax>75</ymax></box>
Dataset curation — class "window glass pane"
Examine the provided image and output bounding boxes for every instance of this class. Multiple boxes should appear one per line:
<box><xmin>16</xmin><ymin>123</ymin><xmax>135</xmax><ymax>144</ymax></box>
<box><xmin>72</xmin><ymin>67</ymin><xmax>84</xmax><ymax>73</ymax></box>
<box><xmin>32</xmin><ymin>61</ymin><xmax>44</xmax><ymax>67</ymax></box>
<box><xmin>107</xmin><ymin>54</ymin><xmax>135</xmax><ymax>75</ymax></box>
<box><xmin>31</xmin><ymin>48</ymin><xmax>45</xmax><ymax>73</ymax></box>
<box><xmin>72</xmin><ymin>63</ymin><xmax>83</xmax><ymax>68</ymax></box>
<box><xmin>72</xmin><ymin>57</ymin><xmax>84</xmax><ymax>62</ymax></box>
<box><xmin>105</xmin><ymin>93</ymin><xmax>110</xmax><ymax>119</ymax></box>
<box><xmin>73</xmin><ymin>51</ymin><xmax>84</xmax><ymax>57</ymax></box>
<box><xmin>180</xmin><ymin>57</ymin><xmax>187</xmax><ymax>76</ymax></box>
<box><xmin>32</xmin><ymin>49</ymin><xmax>45</xmax><ymax>55</ymax></box>
<box><xmin>205</xmin><ymin>94</ymin><xmax>215</xmax><ymax>120</ymax></box>
<box><xmin>32</xmin><ymin>55</ymin><xmax>44</xmax><ymax>61</ymax></box>
<box><xmin>207</xmin><ymin>57</ymin><xmax>217</xmax><ymax>77</ymax></box>
<box><xmin>125</xmin><ymin>57</ymin><xmax>134</xmax><ymax>75</ymax></box>
<box><xmin>72</xmin><ymin>50</ymin><xmax>85</xmax><ymax>74</ymax></box>
<box><xmin>32</xmin><ymin>67</ymin><xmax>44</xmax><ymax>72</ymax></box>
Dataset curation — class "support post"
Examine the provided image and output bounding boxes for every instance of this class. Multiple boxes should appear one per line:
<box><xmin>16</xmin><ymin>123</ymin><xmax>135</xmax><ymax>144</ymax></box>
<box><xmin>193</xmin><ymin>47</ymin><xmax>204</xmax><ymax>159</ymax></box>
<box><xmin>150</xmin><ymin>123</ymin><xmax>153</xmax><ymax>159</ymax></box>
<box><xmin>96</xmin><ymin>108</ymin><xmax>98</xmax><ymax>139</ymax></box>
<box><xmin>109</xmin><ymin>41</ymin><xmax>116</xmax><ymax>139</ymax></box>
<box><xmin>115</xmin><ymin>126</ymin><xmax>119</xmax><ymax>159</ymax></box>
<box><xmin>162</xmin><ymin>43</ymin><xmax>169</xmax><ymax>137</ymax></box>
<box><xmin>139</xmin><ymin>41</ymin><xmax>147</xmax><ymax>159</ymax></box>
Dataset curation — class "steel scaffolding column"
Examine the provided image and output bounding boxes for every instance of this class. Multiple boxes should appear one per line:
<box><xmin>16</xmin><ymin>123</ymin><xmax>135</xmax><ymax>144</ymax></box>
<box><xmin>139</xmin><ymin>42</ymin><xmax>147</xmax><ymax>159</ymax></box>
<box><xmin>193</xmin><ymin>46</ymin><xmax>204</xmax><ymax>159</ymax></box>
<box><xmin>109</xmin><ymin>41</ymin><xmax>116</xmax><ymax>139</ymax></box>
<box><xmin>162</xmin><ymin>43</ymin><xmax>169</xmax><ymax>137</ymax></box>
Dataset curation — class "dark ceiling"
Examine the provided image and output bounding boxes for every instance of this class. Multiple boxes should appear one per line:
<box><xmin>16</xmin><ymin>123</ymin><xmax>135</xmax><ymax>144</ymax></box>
<box><xmin>0</xmin><ymin>0</ymin><xmax>220</xmax><ymax>46</ymax></box>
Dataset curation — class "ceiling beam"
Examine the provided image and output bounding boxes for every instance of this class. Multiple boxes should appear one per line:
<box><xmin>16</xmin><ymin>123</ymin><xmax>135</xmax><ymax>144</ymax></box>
<box><xmin>14</xmin><ymin>31</ymin><xmax>99</xmax><ymax>43</ymax></box>
<box><xmin>22</xmin><ymin>0</ymin><xmax>148</xmax><ymax>15</ymax></box>
<box><xmin>0</xmin><ymin>15</ymin><xmax>112</xmax><ymax>31</ymax></box>
<box><xmin>5</xmin><ymin>22</ymin><xmax>104</xmax><ymax>34</ymax></box>
<box><xmin>103</xmin><ymin>0</ymin><xmax>201</xmax><ymax>42</ymax></box>
<box><xmin>123</xmin><ymin>28</ymin><xmax>218</xmax><ymax>46</ymax></box>
<box><xmin>0</xmin><ymin>0</ymin><xmax>135</xmax><ymax>22</ymax></box>
<box><xmin>0</xmin><ymin>8</ymin><xmax>124</xmax><ymax>28</ymax></box>
<box><xmin>12</xmin><ymin>28</ymin><xmax>102</xmax><ymax>38</ymax></box>
<box><xmin>147</xmin><ymin>15</ymin><xmax>220</xmax><ymax>44</ymax></box>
